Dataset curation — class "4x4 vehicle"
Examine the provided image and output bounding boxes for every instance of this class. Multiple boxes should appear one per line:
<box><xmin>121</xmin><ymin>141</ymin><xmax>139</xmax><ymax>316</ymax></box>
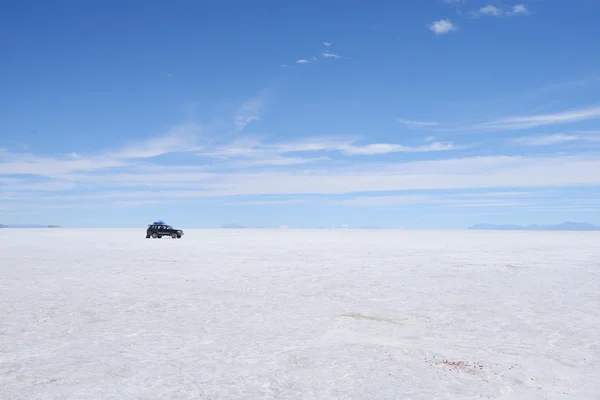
<box><xmin>146</xmin><ymin>221</ymin><xmax>184</xmax><ymax>239</ymax></box>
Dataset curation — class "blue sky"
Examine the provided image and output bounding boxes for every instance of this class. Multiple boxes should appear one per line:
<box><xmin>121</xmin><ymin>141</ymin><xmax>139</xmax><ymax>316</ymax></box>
<box><xmin>1</xmin><ymin>0</ymin><xmax>600</xmax><ymax>229</ymax></box>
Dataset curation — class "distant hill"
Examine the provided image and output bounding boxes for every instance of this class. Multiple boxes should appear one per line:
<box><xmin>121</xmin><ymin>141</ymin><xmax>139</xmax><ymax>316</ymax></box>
<box><xmin>468</xmin><ymin>222</ymin><xmax>600</xmax><ymax>231</ymax></box>
<box><xmin>221</xmin><ymin>223</ymin><xmax>246</xmax><ymax>229</ymax></box>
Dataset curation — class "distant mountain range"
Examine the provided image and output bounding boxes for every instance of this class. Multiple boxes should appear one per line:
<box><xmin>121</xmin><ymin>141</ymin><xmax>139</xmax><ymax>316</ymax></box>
<box><xmin>468</xmin><ymin>222</ymin><xmax>600</xmax><ymax>231</ymax></box>
<box><xmin>0</xmin><ymin>224</ymin><xmax>60</xmax><ymax>228</ymax></box>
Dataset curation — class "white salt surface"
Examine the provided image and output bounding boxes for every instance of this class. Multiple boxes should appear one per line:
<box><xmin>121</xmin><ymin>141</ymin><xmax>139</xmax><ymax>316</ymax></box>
<box><xmin>1</xmin><ymin>229</ymin><xmax>599</xmax><ymax>399</ymax></box>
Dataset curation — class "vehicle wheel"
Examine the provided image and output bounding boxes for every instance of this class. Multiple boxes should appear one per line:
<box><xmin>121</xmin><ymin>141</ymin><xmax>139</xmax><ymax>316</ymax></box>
<box><xmin>152</xmin><ymin>233</ymin><xmax>158</xmax><ymax>238</ymax></box>
<box><xmin>146</xmin><ymin>235</ymin><xmax>150</xmax><ymax>238</ymax></box>
<box><xmin>171</xmin><ymin>233</ymin><xmax>177</xmax><ymax>238</ymax></box>
<box><xmin>177</xmin><ymin>235</ymin><xmax>182</xmax><ymax>238</ymax></box>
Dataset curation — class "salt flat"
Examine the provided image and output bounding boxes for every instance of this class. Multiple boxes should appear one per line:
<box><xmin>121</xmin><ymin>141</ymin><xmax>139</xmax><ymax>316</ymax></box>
<box><xmin>1</xmin><ymin>229</ymin><xmax>599</xmax><ymax>399</ymax></box>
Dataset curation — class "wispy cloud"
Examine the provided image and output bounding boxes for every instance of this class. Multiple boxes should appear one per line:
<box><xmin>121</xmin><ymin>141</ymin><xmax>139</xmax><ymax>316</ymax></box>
<box><xmin>322</xmin><ymin>42</ymin><xmax>345</xmax><ymax>60</ymax></box>
<box><xmin>397</xmin><ymin>118</ymin><xmax>439</xmax><ymax>128</ymax></box>
<box><xmin>508</xmin><ymin>4</ymin><xmax>530</xmax><ymax>16</ymax></box>
<box><xmin>470</xmin><ymin>4</ymin><xmax>530</xmax><ymax>18</ymax></box>
<box><xmin>476</xmin><ymin>5</ymin><xmax>502</xmax><ymax>17</ymax></box>
<box><xmin>470</xmin><ymin>105</ymin><xmax>600</xmax><ymax>131</ymax></box>
<box><xmin>198</xmin><ymin>136</ymin><xmax>462</xmax><ymax>166</ymax></box>
<box><xmin>511</xmin><ymin>132</ymin><xmax>600</xmax><ymax>146</ymax></box>
<box><xmin>113</xmin><ymin>123</ymin><xmax>203</xmax><ymax>159</ymax></box>
<box><xmin>234</xmin><ymin>95</ymin><xmax>264</xmax><ymax>132</ymax></box>
<box><xmin>224</xmin><ymin>198</ymin><xmax>306</xmax><ymax>206</ymax></box>
<box><xmin>428</xmin><ymin>19</ymin><xmax>457</xmax><ymax>35</ymax></box>
<box><xmin>0</xmin><ymin>151</ymin><xmax>127</xmax><ymax>176</ymax></box>
<box><xmin>511</xmin><ymin>134</ymin><xmax>578</xmax><ymax>146</ymax></box>
<box><xmin>341</xmin><ymin>142</ymin><xmax>460</xmax><ymax>155</ymax></box>
<box><xmin>290</xmin><ymin>42</ymin><xmax>346</xmax><ymax>65</ymax></box>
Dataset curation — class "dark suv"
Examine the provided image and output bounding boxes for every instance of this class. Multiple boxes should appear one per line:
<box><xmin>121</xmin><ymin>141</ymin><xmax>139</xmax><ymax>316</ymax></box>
<box><xmin>146</xmin><ymin>222</ymin><xmax>184</xmax><ymax>239</ymax></box>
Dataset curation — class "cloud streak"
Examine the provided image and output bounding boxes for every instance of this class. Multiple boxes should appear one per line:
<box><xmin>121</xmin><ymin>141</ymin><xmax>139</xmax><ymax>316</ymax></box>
<box><xmin>468</xmin><ymin>105</ymin><xmax>600</xmax><ymax>131</ymax></box>
<box><xmin>197</xmin><ymin>136</ymin><xmax>463</xmax><ymax>166</ymax></box>
<box><xmin>397</xmin><ymin>118</ymin><xmax>439</xmax><ymax>128</ymax></box>
<box><xmin>511</xmin><ymin>132</ymin><xmax>600</xmax><ymax>146</ymax></box>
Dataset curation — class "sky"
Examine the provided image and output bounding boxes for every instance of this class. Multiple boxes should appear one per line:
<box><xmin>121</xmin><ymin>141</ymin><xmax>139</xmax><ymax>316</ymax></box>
<box><xmin>1</xmin><ymin>0</ymin><xmax>600</xmax><ymax>229</ymax></box>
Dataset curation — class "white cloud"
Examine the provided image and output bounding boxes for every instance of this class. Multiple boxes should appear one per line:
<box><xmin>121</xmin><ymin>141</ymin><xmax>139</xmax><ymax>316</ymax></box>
<box><xmin>264</xmin><ymin>137</ymin><xmax>354</xmax><ymax>153</ymax></box>
<box><xmin>428</xmin><ymin>19</ymin><xmax>457</xmax><ymax>35</ymax></box>
<box><xmin>296</xmin><ymin>59</ymin><xmax>310</xmax><ymax>64</ymax></box>
<box><xmin>234</xmin><ymin>95</ymin><xmax>264</xmax><ymax>132</ymax></box>
<box><xmin>470</xmin><ymin>105</ymin><xmax>600</xmax><ymax>131</ymax></box>
<box><xmin>478</xmin><ymin>5</ymin><xmax>502</xmax><ymax>16</ymax></box>
<box><xmin>397</xmin><ymin>118</ymin><xmax>439</xmax><ymax>127</ymax></box>
<box><xmin>511</xmin><ymin>134</ymin><xmax>578</xmax><ymax>146</ymax></box>
<box><xmin>341</xmin><ymin>142</ymin><xmax>460</xmax><ymax>155</ymax></box>
<box><xmin>239</xmin><ymin>155</ymin><xmax>329</xmax><ymax>167</ymax></box>
<box><xmin>323</xmin><ymin>42</ymin><xmax>332</xmax><ymax>47</ymax></box>
<box><xmin>199</xmin><ymin>137</ymin><xmax>462</xmax><ymax>165</ymax></box>
<box><xmin>511</xmin><ymin>133</ymin><xmax>600</xmax><ymax>146</ymax></box>
<box><xmin>226</xmin><ymin>199</ymin><xmax>306</xmax><ymax>206</ymax></box>
<box><xmin>323</xmin><ymin>52</ymin><xmax>341</xmax><ymax>59</ymax></box>
<box><xmin>424</xmin><ymin>136</ymin><xmax>436</xmax><ymax>142</ymax></box>
<box><xmin>471</xmin><ymin>3</ymin><xmax>530</xmax><ymax>18</ymax></box>
<box><xmin>508</xmin><ymin>4</ymin><xmax>529</xmax><ymax>16</ymax></box>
